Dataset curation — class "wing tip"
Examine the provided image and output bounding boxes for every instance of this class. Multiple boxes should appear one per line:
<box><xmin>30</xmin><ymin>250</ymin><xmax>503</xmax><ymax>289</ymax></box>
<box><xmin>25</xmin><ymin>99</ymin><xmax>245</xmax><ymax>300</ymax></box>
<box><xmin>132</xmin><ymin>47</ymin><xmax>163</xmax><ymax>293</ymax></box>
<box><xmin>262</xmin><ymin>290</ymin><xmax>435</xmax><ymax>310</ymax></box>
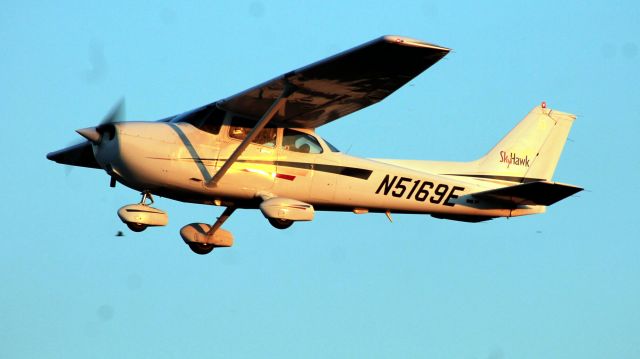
<box><xmin>381</xmin><ymin>35</ymin><xmax>451</xmax><ymax>52</ymax></box>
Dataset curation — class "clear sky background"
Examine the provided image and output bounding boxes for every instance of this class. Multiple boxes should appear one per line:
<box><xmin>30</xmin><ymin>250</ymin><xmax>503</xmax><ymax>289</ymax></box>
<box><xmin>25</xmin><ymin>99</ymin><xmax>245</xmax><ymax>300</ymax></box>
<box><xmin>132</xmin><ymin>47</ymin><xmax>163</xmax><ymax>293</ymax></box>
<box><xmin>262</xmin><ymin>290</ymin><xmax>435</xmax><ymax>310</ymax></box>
<box><xmin>1</xmin><ymin>1</ymin><xmax>639</xmax><ymax>358</ymax></box>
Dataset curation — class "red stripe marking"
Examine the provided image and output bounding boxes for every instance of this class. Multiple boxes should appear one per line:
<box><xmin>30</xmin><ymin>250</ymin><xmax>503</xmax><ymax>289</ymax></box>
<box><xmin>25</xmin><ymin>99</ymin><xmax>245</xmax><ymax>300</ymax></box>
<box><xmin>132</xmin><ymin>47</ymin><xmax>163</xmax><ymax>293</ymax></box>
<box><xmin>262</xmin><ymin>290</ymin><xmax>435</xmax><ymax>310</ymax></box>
<box><xmin>275</xmin><ymin>173</ymin><xmax>296</xmax><ymax>181</ymax></box>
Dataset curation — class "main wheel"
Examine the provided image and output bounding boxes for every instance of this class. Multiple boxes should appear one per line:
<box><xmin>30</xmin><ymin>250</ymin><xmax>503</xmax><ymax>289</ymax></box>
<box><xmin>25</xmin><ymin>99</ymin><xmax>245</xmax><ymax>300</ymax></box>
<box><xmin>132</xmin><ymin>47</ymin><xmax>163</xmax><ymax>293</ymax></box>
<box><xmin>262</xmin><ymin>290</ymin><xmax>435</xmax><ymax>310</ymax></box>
<box><xmin>268</xmin><ymin>218</ymin><xmax>293</xmax><ymax>230</ymax></box>
<box><xmin>188</xmin><ymin>242</ymin><xmax>215</xmax><ymax>255</ymax></box>
<box><xmin>127</xmin><ymin>223</ymin><xmax>147</xmax><ymax>232</ymax></box>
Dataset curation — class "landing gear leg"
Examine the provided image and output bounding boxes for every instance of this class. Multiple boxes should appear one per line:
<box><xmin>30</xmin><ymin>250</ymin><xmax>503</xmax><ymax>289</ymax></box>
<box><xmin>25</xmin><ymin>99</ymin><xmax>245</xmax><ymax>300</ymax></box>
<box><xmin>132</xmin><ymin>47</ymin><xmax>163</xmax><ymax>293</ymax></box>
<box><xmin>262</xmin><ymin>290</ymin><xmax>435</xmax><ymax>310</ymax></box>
<box><xmin>118</xmin><ymin>190</ymin><xmax>168</xmax><ymax>232</ymax></box>
<box><xmin>140</xmin><ymin>190</ymin><xmax>154</xmax><ymax>205</ymax></box>
<box><xmin>207</xmin><ymin>207</ymin><xmax>236</xmax><ymax>236</ymax></box>
<box><xmin>180</xmin><ymin>207</ymin><xmax>236</xmax><ymax>255</ymax></box>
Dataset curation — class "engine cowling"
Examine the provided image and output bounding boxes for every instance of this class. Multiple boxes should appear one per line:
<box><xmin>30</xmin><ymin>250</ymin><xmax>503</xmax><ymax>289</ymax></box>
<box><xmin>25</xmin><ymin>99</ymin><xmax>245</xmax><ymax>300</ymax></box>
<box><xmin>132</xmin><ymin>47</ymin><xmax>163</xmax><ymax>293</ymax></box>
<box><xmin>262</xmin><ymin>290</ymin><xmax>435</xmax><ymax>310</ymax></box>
<box><xmin>259</xmin><ymin>197</ymin><xmax>314</xmax><ymax>222</ymax></box>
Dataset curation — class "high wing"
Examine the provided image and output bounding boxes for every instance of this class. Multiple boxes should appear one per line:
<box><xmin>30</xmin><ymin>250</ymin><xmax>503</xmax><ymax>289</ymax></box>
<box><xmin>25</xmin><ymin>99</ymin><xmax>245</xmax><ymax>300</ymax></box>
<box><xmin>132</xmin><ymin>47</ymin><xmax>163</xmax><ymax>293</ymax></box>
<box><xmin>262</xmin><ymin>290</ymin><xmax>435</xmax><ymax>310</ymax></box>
<box><xmin>473</xmin><ymin>181</ymin><xmax>583</xmax><ymax>206</ymax></box>
<box><xmin>217</xmin><ymin>35</ymin><xmax>450</xmax><ymax>128</ymax></box>
<box><xmin>48</xmin><ymin>35</ymin><xmax>449</xmax><ymax>169</ymax></box>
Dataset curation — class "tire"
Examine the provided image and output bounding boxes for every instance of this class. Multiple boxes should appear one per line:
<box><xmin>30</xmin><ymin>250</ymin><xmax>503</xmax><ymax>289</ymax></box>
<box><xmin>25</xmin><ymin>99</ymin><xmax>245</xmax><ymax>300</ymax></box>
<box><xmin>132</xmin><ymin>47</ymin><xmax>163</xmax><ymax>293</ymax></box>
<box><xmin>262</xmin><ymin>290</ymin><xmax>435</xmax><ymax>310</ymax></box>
<box><xmin>268</xmin><ymin>218</ymin><xmax>293</xmax><ymax>230</ymax></box>
<box><xmin>127</xmin><ymin>223</ymin><xmax>147</xmax><ymax>232</ymax></box>
<box><xmin>188</xmin><ymin>243</ymin><xmax>215</xmax><ymax>255</ymax></box>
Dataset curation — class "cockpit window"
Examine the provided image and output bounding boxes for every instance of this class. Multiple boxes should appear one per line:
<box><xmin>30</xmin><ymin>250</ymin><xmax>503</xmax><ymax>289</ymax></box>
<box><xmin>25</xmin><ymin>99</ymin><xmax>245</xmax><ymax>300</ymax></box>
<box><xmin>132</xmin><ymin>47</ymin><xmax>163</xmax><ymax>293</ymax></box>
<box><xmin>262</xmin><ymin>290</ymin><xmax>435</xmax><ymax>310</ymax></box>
<box><xmin>282</xmin><ymin>129</ymin><xmax>323</xmax><ymax>154</ymax></box>
<box><xmin>228</xmin><ymin>116</ymin><xmax>276</xmax><ymax>147</ymax></box>
<box><xmin>324</xmin><ymin>139</ymin><xmax>340</xmax><ymax>152</ymax></box>
<box><xmin>172</xmin><ymin>105</ymin><xmax>224</xmax><ymax>135</ymax></box>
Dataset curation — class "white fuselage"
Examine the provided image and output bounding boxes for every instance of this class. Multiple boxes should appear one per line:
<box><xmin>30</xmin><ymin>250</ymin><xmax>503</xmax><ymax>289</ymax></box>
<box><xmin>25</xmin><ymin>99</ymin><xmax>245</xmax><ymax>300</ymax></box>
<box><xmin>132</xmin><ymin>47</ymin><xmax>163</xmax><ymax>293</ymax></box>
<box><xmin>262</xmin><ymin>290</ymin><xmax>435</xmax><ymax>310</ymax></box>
<box><xmin>93</xmin><ymin>120</ymin><xmax>543</xmax><ymax>220</ymax></box>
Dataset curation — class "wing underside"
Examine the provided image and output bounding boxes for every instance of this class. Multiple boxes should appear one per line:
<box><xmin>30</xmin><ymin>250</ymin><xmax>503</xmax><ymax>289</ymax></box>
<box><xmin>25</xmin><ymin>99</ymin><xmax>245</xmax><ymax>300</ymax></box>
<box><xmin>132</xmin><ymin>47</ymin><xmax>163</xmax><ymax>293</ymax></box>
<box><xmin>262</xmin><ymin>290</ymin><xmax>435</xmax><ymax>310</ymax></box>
<box><xmin>217</xmin><ymin>36</ymin><xmax>450</xmax><ymax>128</ymax></box>
<box><xmin>46</xmin><ymin>141</ymin><xmax>100</xmax><ymax>169</ymax></box>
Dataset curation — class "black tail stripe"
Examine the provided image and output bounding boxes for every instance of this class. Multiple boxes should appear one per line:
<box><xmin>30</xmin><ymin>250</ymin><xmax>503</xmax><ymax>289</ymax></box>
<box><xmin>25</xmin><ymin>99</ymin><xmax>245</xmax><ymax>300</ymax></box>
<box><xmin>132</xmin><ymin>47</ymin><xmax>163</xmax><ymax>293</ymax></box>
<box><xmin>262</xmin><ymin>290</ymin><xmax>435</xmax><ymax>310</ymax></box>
<box><xmin>445</xmin><ymin>174</ymin><xmax>545</xmax><ymax>183</ymax></box>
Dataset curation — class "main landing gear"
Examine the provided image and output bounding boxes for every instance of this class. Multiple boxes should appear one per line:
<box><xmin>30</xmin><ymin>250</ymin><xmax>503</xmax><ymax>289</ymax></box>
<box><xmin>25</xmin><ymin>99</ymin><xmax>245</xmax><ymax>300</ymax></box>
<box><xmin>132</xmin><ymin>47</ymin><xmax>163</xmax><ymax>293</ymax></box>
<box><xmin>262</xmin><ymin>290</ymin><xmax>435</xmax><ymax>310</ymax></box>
<box><xmin>180</xmin><ymin>207</ymin><xmax>236</xmax><ymax>255</ymax></box>
<box><xmin>117</xmin><ymin>191</ymin><xmax>234</xmax><ymax>255</ymax></box>
<box><xmin>268</xmin><ymin>217</ymin><xmax>293</xmax><ymax>230</ymax></box>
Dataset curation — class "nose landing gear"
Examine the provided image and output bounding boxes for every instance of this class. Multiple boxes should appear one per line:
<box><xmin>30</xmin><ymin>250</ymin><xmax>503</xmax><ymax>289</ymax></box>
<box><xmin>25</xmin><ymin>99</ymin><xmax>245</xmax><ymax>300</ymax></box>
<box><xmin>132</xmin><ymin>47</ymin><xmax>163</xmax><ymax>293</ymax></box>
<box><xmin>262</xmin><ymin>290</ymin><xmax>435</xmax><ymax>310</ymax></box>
<box><xmin>117</xmin><ymin>191</ymin><xmax>168</xmax><ymax>232</ymax></box>
<box><xmin>126</xmin><ymin>222</ymin><xmax>148</xmax><ymax>232</ymax></box>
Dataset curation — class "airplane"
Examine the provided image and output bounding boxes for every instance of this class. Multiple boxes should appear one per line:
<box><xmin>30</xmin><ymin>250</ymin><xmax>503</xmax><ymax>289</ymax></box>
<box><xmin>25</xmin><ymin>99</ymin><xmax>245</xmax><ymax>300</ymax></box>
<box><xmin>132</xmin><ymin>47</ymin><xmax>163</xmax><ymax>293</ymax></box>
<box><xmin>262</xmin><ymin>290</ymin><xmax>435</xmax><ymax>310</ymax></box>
<box><xmin>47</xmin><ymin>35</ymin><xmax>582</xmax><ymax>255</ymax></box>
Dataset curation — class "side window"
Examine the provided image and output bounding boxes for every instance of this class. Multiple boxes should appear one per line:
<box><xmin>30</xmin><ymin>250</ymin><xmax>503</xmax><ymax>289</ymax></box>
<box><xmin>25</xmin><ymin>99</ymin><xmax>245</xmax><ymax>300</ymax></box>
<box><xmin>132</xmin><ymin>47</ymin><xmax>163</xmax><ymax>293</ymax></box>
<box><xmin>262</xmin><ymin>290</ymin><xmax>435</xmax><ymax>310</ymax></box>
<box><xmin>228</xmin><ymin>116</ymin><xmax>276</xmax><ymax>147</ymax></box>
<box><xmin>282</xmin><ymin>129</ymin><xmax>323</xmax><ymax>154</ymax></box>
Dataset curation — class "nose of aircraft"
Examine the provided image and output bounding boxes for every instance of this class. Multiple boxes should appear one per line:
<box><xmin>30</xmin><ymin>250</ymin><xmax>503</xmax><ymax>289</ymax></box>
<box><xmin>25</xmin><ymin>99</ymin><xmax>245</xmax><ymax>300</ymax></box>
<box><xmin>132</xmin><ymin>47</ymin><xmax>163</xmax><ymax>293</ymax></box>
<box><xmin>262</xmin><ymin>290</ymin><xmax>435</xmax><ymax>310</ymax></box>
<box><xmin>76</xmin><ymin>123</ymin><xmax>121</xmax><ymax>172</ymax></box>
<box><xmin>76</xmin><ymin>123</ymin><xmax>118</xmax><ymax>145</ymax></box>
<box><xmin>76</xmin><ymin>127</ymin><xmax>101</xmax><ymax>143</ymax></box>
<box><xmin>75</xmin><ymin>99</ymin><xmax>125</xmax><ymax>145</ymax></box>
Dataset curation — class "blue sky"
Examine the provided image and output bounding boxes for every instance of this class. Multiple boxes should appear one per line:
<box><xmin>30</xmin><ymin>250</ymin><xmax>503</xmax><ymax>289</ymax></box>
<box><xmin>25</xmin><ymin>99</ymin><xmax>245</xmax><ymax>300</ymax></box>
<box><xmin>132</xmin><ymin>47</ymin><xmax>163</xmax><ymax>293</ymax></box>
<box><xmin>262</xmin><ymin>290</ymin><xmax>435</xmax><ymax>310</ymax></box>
<box><xmin>1</xmin><ymin>1</ymin><xmax>639</xmax><ymax>358</ymax></box>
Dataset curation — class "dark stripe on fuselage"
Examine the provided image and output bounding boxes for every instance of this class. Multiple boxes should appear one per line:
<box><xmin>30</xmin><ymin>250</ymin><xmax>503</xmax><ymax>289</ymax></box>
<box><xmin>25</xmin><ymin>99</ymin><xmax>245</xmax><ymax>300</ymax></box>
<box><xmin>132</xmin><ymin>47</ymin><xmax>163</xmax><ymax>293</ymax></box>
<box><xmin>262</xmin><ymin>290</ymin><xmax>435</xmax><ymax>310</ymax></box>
<box><xmin>154</xmin><ymin>156</ymin><xmax>373</xmax><ymax>180</ymax></box>
<box><xmin>444</xmin><ymin>174</ymin><xmax>545</xmax><ymax>183</ymax></box>
<box><xmin>234</xmin><ymin>159</ymin><xmax>373</xmax><ymax>180</ymax></box>
<box><xmin>275</xmin><ymin>161</ymin><xmax>373</xmax><ymax>180</ymax></box>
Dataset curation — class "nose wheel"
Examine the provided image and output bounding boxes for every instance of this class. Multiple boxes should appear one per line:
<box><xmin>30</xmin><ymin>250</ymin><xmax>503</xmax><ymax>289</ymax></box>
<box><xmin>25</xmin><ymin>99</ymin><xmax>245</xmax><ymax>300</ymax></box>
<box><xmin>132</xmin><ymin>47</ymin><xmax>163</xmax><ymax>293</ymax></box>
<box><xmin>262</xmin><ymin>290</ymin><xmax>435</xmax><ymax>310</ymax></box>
<box><xmin>268</xmin><ymin>217</ymin><xmax>293</xmax><ymax>230</ymax></box>
<box><xmin>117</xmin><ymin>191</ymin><xmax>168</xmax><ymax>232</ymax></box>
<box><xmin>127</xmin><ymin>222</ymin><xmax>148</xmax><ymax>232</ymax></box>
<box><xmin>127</xmin><ymin>192</ymin><xmax>154</xmax><ymax>232</ymax></box>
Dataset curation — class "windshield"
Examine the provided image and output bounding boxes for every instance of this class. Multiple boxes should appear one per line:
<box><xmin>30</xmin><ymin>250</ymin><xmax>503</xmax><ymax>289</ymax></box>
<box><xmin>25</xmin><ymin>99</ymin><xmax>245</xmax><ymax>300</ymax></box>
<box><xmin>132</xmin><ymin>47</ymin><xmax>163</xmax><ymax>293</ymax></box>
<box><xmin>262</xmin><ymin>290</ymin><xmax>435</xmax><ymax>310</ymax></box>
<box><xmin>323</xmin><ymin>139</ymin><xmax>340</xmax><ymax>152</ymax></box>
<box><xmin>172</xmin><ymin>105</ymin><xmax>225</xmax><ymax>135</ymax></box>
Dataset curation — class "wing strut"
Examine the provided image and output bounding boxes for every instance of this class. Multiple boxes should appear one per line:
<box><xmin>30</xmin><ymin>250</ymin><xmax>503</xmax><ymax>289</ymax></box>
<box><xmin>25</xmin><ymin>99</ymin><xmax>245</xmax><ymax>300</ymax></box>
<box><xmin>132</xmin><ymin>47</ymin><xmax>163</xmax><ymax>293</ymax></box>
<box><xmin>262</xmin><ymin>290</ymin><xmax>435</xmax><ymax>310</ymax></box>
<box><xmin>206</xmin><ymin>85</ymin><xmax>296</xmax><ymax>187</ymax></box>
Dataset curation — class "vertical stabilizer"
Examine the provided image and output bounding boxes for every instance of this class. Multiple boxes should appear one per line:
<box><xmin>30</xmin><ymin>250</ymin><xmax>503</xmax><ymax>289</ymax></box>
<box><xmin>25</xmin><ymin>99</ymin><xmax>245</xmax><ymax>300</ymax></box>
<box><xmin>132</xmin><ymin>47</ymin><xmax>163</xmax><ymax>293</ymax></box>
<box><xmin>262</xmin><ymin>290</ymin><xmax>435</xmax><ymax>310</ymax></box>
<box><xmin>474</xmin><ymin>105</ymin><xmax>576</xmax><ymax>182</ymax></box>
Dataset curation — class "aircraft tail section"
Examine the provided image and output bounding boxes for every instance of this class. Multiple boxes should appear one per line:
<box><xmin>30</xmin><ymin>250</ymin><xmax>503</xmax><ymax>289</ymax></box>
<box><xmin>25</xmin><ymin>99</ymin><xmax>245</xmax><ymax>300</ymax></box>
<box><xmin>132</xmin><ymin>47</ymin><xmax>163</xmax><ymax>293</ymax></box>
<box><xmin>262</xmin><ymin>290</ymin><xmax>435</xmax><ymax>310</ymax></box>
<box><xmin>473</xmin><ymin>105</ymin><xmax>576</xmax><ymax>182</ymax></box>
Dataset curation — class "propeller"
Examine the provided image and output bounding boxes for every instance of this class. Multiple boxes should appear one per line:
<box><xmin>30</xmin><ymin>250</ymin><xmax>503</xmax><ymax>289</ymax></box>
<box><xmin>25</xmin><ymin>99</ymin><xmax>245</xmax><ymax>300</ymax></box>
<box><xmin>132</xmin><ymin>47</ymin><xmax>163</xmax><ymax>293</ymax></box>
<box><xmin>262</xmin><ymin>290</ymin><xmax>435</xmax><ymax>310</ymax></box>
<box><xmin>52</xmin><ymin>99</ymin><xmax>126</xmax><ymax>175</ymax></box>
<box><xmin>99</xmin><ymin>97</ymin><xmax>126</xmax><ymax>125</ymax></box>
<box><xmin>77</xmin><ymin>98</ymin><xmax>126</xmax><ymax>144</ymax></box>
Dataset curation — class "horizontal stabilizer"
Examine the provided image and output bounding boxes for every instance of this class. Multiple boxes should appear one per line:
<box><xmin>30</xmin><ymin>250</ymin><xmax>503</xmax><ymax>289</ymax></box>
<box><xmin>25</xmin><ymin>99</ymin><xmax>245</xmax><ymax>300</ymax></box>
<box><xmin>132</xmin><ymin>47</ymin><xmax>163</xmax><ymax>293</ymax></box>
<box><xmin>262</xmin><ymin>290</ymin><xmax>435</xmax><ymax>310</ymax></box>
<box><xmin>474</xmin><ymin>181</ymin><xmax>582</xmax><ymax>206</ymax></box>
<box><xmin>431</xmin><ymin>214</ymin><xmax>495</xmax><ymax>223</ymax></box>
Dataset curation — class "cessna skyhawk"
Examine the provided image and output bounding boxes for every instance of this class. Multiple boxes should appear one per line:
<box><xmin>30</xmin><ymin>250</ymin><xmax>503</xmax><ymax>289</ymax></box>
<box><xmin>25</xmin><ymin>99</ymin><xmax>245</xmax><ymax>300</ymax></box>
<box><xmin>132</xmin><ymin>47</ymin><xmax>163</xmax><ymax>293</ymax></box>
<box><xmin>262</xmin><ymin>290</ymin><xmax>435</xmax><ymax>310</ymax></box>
<box><xmin>47</xmin><ymin>35</ymin><xmax>582</xmax><ymax>255</ymax></box>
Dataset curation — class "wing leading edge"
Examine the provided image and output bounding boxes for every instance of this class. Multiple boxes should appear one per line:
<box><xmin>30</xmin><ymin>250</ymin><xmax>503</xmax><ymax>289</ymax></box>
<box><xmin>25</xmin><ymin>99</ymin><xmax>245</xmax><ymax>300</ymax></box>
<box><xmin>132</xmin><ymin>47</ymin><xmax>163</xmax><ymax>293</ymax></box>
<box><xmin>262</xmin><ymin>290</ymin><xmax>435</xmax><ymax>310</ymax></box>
<box><xmin>217</xmin><ymin>35</ymin><xmax>450</xmax><ymax>128</ymax></box>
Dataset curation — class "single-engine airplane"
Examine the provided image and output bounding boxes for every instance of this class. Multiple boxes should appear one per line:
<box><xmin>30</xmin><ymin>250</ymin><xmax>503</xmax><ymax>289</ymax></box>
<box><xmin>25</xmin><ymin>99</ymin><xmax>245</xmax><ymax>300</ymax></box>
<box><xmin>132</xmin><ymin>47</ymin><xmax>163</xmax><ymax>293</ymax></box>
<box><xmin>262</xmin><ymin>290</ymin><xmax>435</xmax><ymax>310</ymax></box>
<box><xmin>48</xmin><ymin>35</ymin><xmax>582</xmax><ymax>255</ymax></box>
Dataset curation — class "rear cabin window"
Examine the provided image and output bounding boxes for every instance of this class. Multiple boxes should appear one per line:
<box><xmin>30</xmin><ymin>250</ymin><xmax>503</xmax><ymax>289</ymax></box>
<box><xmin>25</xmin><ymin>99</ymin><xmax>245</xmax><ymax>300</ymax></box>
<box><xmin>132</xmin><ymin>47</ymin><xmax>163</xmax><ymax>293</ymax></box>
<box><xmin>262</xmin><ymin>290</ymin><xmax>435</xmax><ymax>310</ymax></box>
<box><xmin>282</xmin><ymin>129</ymin><xmax>323</xmax><ymax>154</ymax></box>
<box><xmin>173</xmin><ymin>105</ymin><xmax>225</xmax><ymax>135</ymax></box>
<box><xmin>228</xmin><ymin>116</ymin><xmax>276</xmax><ymax>147</ymax></box>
